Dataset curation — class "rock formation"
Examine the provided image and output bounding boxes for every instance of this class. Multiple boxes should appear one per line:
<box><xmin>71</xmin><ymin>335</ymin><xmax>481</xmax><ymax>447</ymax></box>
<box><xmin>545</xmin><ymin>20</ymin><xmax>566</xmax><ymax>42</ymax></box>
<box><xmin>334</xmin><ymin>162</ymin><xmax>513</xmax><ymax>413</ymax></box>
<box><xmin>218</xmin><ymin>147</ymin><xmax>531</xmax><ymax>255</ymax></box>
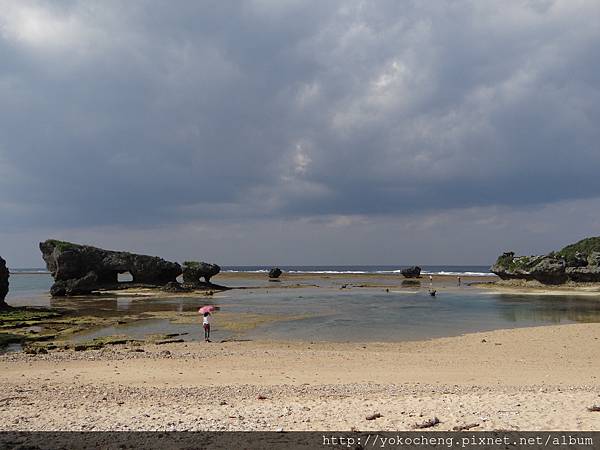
<box><xmin>491</xmin><ymin>237</ymin><xmax>600</xmax><ymax>284</ymax></box>
<box><xmin>40</xmin><ymin>240</ymin><xmax>182</xmax><ymax>296</ymax></box>
<box><xmin>401</xmin><ymin>266</ymin><xmax>421</xmax><ymax>278</ymax></box>
<box><xmin>182</xmin><ymin>261</ymin><xmax>220</xmax><ymax>284</ymax></box>
<box><xmin>161</xmin><ymin>281</ymin><xmax>191</xmax><ymax>292</ymax></box>
<box><xmin>268</xmin><ymin>267</ymin><xmax>282</xmax><ymax>279</ymax></box>
<box><xmin>0</xmin><ymin>256</ymin><xmax>9</xmax><ymax>309</ymax></box>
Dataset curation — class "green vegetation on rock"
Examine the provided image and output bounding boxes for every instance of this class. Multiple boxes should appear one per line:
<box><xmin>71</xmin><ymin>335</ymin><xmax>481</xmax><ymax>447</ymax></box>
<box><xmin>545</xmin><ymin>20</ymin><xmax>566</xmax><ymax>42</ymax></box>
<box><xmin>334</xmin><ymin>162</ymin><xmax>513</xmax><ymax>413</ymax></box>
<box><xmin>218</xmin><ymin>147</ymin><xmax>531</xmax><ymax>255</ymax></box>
<box><xmin>0</xmin><ymin>308</ymin><xmax>65</xmax><ymax>348</ymax></box>
<box><xmin>494</xmin><ymin>253</ymin><xmax>543</xmax><ymax>272</ymax></box>
<box><xmin>46</xmin><ymin>239</ymin><xmax>79</xmax><ymax>252</ymax></box>
<box><xmin>182</xmin><ymin>261</ymin><xmax>200</xmax><ymax>267</ymax></box>
<box><xmin>494</xmin><ymin>253</ymin><xmax>515</xmax><ymax>269</ymax></box>
<box><xmin>558</xmin><ymin>236</ymin><xmax>600</xmax><ymax>260</ymax></box>
<box><xmin>0</xmin><ymin>307</ymin><xmax>141</xmax><ymax>350</ymax></box>
<box><xmin>0</xmin><ymin>308</ymin><xmax>62</xmax><ymax>328</ymax></box>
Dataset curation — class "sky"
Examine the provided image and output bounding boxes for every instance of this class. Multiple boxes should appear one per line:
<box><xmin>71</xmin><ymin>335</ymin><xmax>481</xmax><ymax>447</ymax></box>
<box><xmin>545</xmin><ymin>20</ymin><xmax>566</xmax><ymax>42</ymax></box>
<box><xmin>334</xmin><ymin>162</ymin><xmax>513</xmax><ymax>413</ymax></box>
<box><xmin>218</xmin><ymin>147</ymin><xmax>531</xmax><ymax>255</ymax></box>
<box><xmin>1</xmin><ymin>0</ymin><xmax>599</xmax><ymax>267</ymax></box>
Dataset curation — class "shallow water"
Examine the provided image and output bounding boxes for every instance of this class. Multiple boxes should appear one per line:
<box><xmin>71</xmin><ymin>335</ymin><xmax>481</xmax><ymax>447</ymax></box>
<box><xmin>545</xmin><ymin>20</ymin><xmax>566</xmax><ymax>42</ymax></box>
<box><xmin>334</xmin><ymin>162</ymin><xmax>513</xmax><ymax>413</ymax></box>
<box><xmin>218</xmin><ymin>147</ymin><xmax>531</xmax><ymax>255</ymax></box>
<box><xmin>217</xmin><ymin>287</ymin><xmax>600</xmax><ymax>341</ymax></box>
<box><xmin>4</xmin><ymin>272</ymin><xmax>600</xmax><ymax>343</ymax></box>
<box><xmin>68</xmin><ymin>319</ymin><xmax>235</xmax><ymax>343</ymax></box>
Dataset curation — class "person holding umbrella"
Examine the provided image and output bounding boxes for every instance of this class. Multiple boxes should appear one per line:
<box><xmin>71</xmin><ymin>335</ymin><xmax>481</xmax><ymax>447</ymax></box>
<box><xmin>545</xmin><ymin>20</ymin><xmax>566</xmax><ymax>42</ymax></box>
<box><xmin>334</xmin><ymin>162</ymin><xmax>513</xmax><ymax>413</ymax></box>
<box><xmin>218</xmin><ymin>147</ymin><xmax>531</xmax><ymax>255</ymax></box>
<box><xmin>203</xmin><ymin>312</ymin><xmax>212</xmax><ymax>342</ymax></box>
<box><xmin>199</xmin><ymin>305</ymin><xmax>215</xmax><ymax>342</ymax></box>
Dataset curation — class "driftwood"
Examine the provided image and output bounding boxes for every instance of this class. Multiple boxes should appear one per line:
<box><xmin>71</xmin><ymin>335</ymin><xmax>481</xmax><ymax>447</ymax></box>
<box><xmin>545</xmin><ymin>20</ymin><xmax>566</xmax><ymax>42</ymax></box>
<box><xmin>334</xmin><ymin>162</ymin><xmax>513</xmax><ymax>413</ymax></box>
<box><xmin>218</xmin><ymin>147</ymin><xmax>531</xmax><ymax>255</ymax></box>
<box><xmin>452</xmin><ymin>423</ymin><xmax>479</xmax><ymax>431</ymax></box>
<box><xmin>365</xmin><ymin>412</ymin><xmax>382</xmax><ymax>421</ymax></box>
<box><xmin>587</xmin><ymin>405</ymin><xmax>600</xmax><ymax>412</ymax></box>
<box><xmin>413</xmin><ymin>417</ymin><xmax>440</xmax><ymax>429</ymax></box>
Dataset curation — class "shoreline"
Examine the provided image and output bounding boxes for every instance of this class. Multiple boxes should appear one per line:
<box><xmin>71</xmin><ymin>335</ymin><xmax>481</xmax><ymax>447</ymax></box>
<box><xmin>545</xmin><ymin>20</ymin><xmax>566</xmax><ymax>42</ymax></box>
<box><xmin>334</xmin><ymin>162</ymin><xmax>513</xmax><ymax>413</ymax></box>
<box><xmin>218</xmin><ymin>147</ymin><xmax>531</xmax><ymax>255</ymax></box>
<box><xmin>11</xmin><ymin>270</ymin><xmax>600</xmax><ymax>297</ymax></box>
<box><xmin>1</xmin><ymin>322</ymin><xmax>599</xmax><ymax>431</ymax></box>
<box><xmin>3</xmin><ymin>322</ymin><xmax>598</xmax><ymax>386</ymax></box>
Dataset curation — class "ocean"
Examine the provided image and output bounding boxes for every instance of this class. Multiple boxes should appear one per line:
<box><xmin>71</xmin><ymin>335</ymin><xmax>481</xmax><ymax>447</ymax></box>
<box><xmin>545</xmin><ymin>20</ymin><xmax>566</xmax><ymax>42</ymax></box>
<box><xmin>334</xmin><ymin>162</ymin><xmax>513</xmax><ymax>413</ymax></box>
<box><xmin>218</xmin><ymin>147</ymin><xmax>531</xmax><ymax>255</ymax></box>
<box><xmin>221</xmin><ymin>265</ymin><xmax>492</xmax><ymax>276</ymax></box>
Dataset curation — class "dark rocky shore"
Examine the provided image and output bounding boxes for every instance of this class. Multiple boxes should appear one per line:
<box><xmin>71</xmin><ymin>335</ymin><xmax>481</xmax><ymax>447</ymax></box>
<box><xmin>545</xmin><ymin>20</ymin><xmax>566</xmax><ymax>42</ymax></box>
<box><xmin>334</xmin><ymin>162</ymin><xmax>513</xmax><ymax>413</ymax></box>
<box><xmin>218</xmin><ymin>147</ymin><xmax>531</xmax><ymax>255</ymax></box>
<box><xmin>40</xmin><ymin>240</ymin><xmax>182</xmax><ymax>296</ymax></box>
<box><xmin>182</xmin><ymin>261</ymin><xmax>221</xmax><ymax>285</ymax></box>
<box><xmin>491</xmin><ymin>236</ymin><xmax>600</xmax><ymax>285</ymax></box>
<box><xmin>400</xmin><ymin>266</ymin><xmax>421</xmax><ymax>278</ymax></box>
<box><xmin>40</xmin><ymin>240</ymin><xmax>226</xmax><ymax>296</ymax></box>
<box><xmin>268</xmin><ymin>267</ymin><xmax>282</xmax><ymax>279</ymax></box>
<box><xmin>0</xmin><ymin>256</ymin><xmax>9</xmax><ymax>310</ymax></box>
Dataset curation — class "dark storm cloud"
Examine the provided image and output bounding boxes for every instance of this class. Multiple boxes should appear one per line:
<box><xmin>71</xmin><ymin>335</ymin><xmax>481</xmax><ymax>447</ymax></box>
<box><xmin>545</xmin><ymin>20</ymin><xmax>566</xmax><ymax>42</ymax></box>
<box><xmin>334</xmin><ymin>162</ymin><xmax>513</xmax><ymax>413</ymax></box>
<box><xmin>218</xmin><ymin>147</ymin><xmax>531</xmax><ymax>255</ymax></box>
<box><xmin>1</xmin><ymin>0</ymin><xmax>599</xmax><ymax>231</ymax></box>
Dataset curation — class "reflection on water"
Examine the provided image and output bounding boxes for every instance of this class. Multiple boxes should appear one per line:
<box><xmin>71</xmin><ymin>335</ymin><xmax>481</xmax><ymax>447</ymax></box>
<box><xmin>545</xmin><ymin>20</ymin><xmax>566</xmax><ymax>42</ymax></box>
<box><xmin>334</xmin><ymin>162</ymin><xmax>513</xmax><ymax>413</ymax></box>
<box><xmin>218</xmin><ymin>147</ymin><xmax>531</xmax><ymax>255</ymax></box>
<box><xmin>497</xmin><ymin>294</ymin><xmax>600</xmax><ymax>324</ymax></box>
<box><xmin>5</xmin><ymin>273</ymin><xmax>600</xmax><ymax>342</ymax></box>
<box><xmin>49</xmin><ymin>295</ymin><xmax>217</xmax><ymax>316</ymax></box>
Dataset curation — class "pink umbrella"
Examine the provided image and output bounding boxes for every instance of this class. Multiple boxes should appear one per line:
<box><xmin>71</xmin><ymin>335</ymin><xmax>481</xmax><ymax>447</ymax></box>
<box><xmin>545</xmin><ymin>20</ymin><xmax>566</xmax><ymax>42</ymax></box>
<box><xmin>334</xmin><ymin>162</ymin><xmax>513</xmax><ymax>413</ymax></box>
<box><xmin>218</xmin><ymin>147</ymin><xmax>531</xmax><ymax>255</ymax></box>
<box><xmin>198</xmin><ymin>305</ymin><xmax>215</xmax><ymax>314</ymax></box>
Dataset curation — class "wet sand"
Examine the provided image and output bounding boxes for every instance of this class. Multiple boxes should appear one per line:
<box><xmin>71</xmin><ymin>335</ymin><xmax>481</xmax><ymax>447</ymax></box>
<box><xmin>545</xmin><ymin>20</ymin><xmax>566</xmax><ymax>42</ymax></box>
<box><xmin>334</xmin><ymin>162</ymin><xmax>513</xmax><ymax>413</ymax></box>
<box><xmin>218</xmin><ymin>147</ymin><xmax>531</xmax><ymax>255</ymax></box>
<box><xmin>1</xmin><ymin>323</ymin><xmax>600</xmax><ymax>431</ymax></box>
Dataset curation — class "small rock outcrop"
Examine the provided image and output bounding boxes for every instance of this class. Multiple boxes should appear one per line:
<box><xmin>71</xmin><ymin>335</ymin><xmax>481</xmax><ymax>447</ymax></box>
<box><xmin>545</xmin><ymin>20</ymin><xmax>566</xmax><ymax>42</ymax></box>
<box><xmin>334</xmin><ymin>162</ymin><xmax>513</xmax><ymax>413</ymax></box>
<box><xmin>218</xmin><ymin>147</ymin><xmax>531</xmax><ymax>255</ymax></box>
<box><xmin>0</xmin><ymin>256</ymin><xmax>9</xmax><ymax>309</ymax></box>
<box><xmin>401</xmin><ymin>266</ymin><xmax>421</xmax><ymax>278</ymax></box>
<box><xmin>182</xmin><ymin>261</ymin><xmax>220</xmax><ymax>284</ymax></box>
<box><xmin>40</xmin><ymin>240</ymin><xmax>182</xmax><ymax>296</ymax></box>
<box><xmin>161</xmin><ymin>281</ymin><xmax>191</xmax><ymax>293</ymax></box>
<box><xmin>491</xmin><ymin>237</ymin><xmax>600</xmax><ymax>284</ymax></box>
<box><xmin>268</xmin><ymin>267</ymin><xmax>282</xmax><ymax>279</ymax></box>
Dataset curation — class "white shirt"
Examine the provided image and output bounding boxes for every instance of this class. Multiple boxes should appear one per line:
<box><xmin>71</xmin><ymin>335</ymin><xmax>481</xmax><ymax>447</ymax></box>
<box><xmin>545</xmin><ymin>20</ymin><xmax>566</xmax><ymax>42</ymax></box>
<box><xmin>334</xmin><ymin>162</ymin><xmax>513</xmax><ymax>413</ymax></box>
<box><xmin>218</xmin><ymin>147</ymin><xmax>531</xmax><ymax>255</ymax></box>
<box><xmin>203</xmin><ymin>315</ymin><xmax>212</xmax><ymax>325</ymax></box>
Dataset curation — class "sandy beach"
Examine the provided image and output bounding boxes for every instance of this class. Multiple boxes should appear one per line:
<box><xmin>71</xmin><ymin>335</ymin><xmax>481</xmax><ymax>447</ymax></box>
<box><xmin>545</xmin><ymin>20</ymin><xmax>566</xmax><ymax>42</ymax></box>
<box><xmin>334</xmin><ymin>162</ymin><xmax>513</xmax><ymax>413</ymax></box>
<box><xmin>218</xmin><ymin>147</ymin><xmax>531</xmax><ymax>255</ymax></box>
<box><xmin>1</xmin><ymin>322</ymin><xmax>599</xmax><ymax>431</ymax></box>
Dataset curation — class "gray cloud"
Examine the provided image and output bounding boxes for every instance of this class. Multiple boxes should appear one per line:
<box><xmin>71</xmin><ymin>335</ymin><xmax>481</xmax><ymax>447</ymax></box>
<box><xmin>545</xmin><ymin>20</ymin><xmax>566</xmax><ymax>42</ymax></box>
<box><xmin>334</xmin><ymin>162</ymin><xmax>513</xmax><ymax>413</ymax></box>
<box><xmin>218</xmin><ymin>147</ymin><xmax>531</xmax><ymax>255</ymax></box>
<box><xmin>1</xmin><ymin>1</ymin><xmax>600</xmax><ymax>264</ymax></box>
